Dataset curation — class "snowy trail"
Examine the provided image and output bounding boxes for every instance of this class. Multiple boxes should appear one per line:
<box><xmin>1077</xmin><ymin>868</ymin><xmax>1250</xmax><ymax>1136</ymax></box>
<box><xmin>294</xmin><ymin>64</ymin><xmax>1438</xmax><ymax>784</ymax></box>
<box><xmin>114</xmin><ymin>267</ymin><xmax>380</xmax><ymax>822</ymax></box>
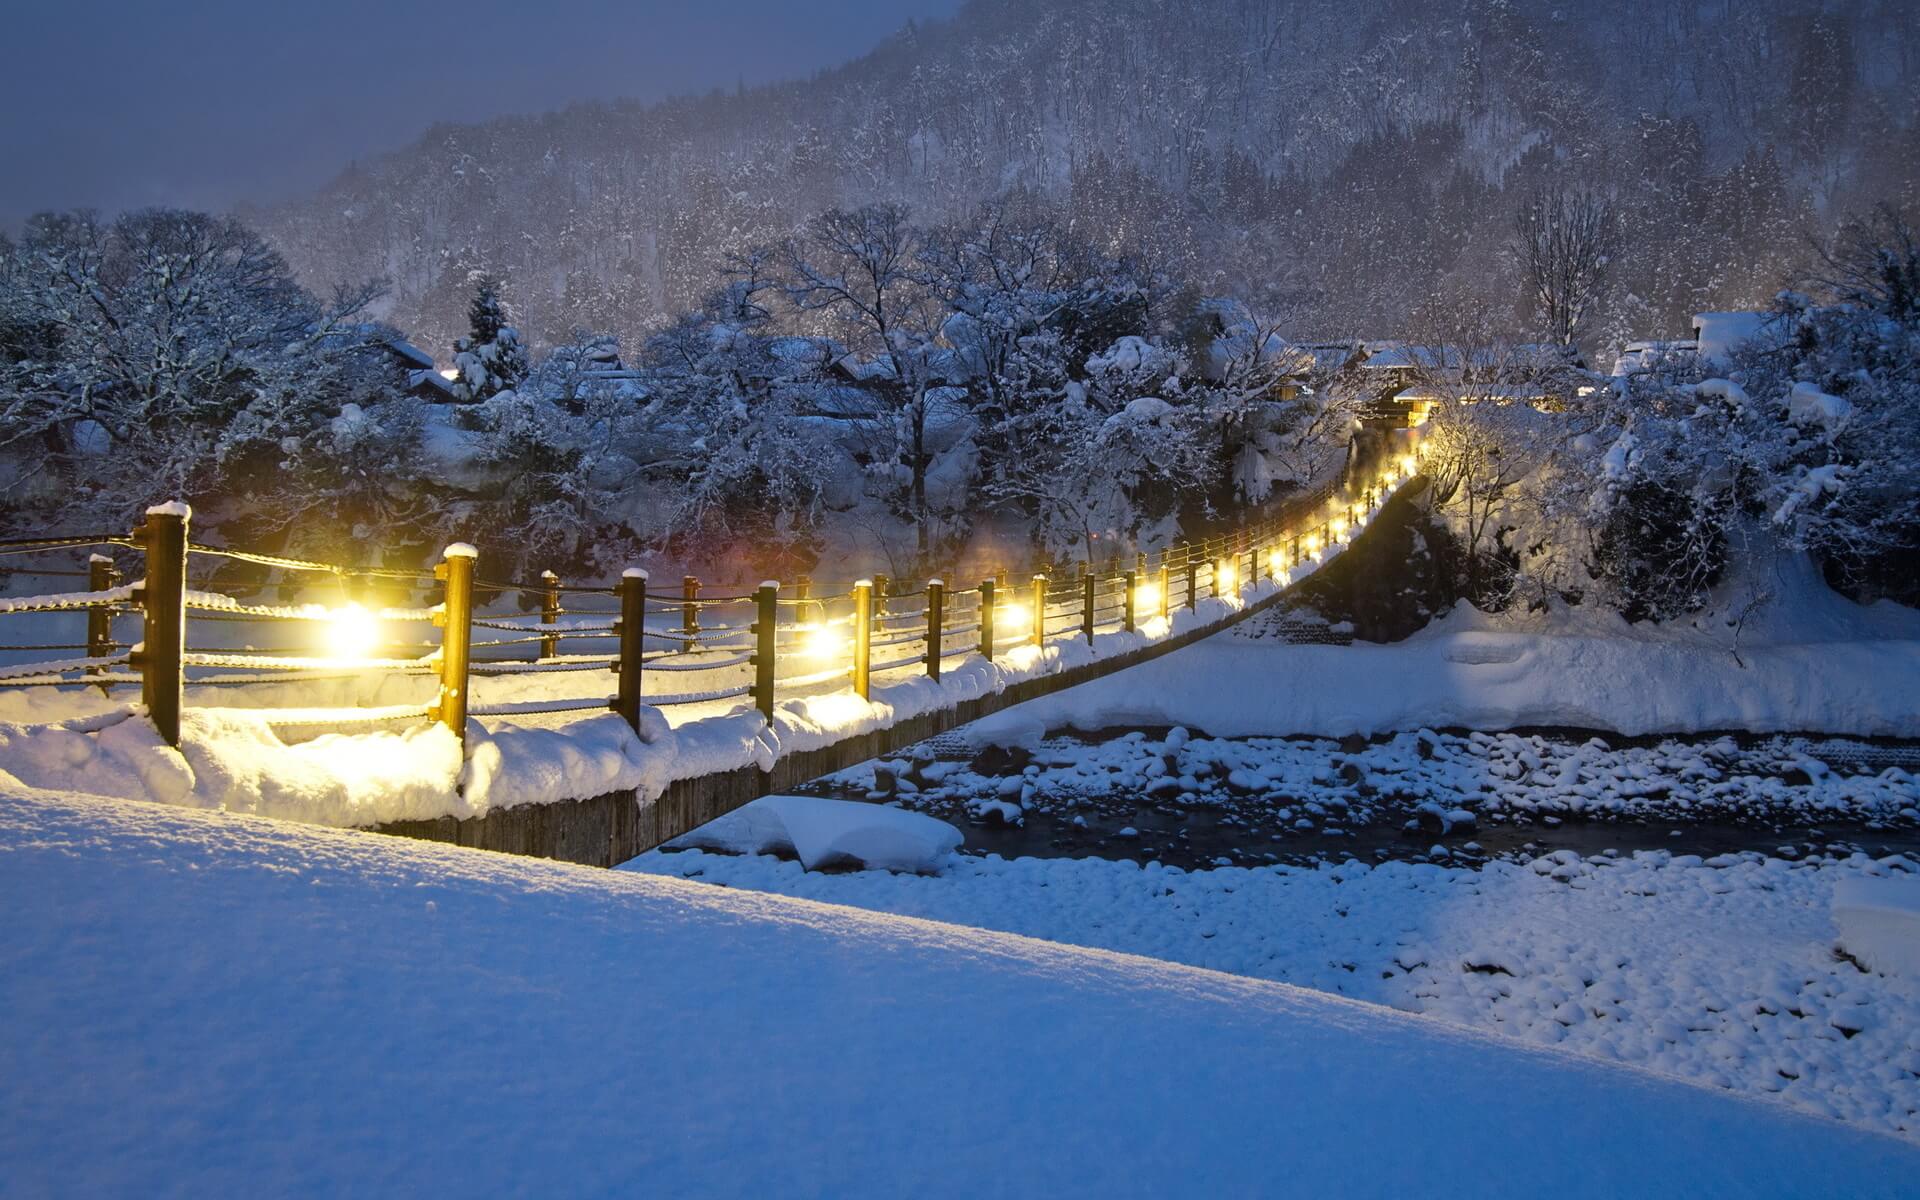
<box><xmin>5</xmin><ymin>787</ymin><xmax>1917</xmax><ymax>1197</ymax></box>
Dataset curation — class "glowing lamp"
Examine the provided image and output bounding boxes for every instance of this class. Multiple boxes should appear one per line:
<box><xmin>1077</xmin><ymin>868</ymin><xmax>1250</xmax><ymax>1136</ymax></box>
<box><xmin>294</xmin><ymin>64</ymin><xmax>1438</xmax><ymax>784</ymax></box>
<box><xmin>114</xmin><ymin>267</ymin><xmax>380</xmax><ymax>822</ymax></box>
<box><xmin>324</xmin><ymin>604</ymin><xmax>380</xmax><ymax>662</ymax></box>
<box><xmin>1216</xmin><ymin>561</ymin><xmax>1239</xmax><ymax>592</ymax></box>
<box><xmin>1134</xmin><ymin>582</ymin><xmax>1160</xmax><ymax>613</ymax></box>
<box><xmin>1000</xmin><ymin>602</ymin><xmax>1029</xmax><ymax>632</ymax></box>
<box><xmin>803</xmin><ymin>624</ymin><xmax>845</xmax><ymax>660</ymax></box>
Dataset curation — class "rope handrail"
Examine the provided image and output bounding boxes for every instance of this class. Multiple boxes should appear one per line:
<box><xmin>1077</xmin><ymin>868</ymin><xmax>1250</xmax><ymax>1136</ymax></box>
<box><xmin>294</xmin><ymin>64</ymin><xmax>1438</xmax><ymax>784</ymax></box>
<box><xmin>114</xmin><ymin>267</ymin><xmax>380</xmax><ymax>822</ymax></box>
<box><xmin>646</xmin><ymin>653</ymin><xmax>754</xmax><ymax>672</ymax></box>
<box><xmin>0</xmin><ymin>583</ymin><xmax>140</xmax><ymax>615</ymax></box>
<box><xmin>0</xmin><ymin>535</ymin><xmax>132</xmax><ymax>553</ymax></box>
<box><xmin>183</xmin><ymin>591</ymin><xmax>439</xmax><ymax>622</ymax></box>
<box><xmin>0</xmin><ymin>652</ymin><xmax>131</xmax><ymax>681</ymax></box>
<box><xmin>646</xmin><ymin>682</ymin><xmax>753</xmax><ymax>707</ymax></box>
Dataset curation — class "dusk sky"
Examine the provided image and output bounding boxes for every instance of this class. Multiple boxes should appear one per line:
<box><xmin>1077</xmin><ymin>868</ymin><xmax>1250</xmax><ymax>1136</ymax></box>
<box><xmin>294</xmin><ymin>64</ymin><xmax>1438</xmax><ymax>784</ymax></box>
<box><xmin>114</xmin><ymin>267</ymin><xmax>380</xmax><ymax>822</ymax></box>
<box><xmin>0</xmin><ymin>0</ymin><xmax>961</xmax><ymax>224</ymax></box>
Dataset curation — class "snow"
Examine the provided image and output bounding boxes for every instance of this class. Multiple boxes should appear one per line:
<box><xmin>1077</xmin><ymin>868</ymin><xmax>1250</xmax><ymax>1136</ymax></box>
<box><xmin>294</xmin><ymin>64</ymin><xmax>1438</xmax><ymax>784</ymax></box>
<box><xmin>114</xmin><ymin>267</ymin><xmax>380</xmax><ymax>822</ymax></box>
<box><xmin>1788</xmin><ymin>380</ymin><xmax>1854</xmax><ymax>439</ymax></box>
<box><xmin>1694</xmin><ymin>311</ymin><xmax>1772</xmax><ymax>366</ymax></box>
<box><xmin>143</xmin><ymin>500</ymin><xmax>191</xmax><ymax>518</ymax></box>
<box><xmin>971</xmin><ymin>573</ymin><xmax>1920</xmax><ymax>741</ymax></box>
<box><xmin>1834</xmin><ymin>877</ymin><xmax>1920</xmax><ymax>978</ymax></box>
<box><xmin>5</xmin><ymin>786</ymin><xmax>1918</xmax><ymax>1196</ymax></box>
<box><xmin>670</xmin><ymin>793</ymin><xmax>963</xmax><ymax>872</ymax></box>
<box><xmin>636</xmin><ymin>843</ymin><xmax>1920</xmax><ymax>1142</ymax></box>
<box><xmin>443</xmin><ymin>541</ymin><xmax>479</xmax><ymax>559</ymax></box>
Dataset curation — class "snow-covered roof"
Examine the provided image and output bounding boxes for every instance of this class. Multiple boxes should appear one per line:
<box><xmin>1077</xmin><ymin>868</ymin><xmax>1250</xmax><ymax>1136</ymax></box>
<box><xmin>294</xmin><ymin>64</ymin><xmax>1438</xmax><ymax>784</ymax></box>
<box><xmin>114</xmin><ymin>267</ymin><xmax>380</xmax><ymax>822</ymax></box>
<box><xmin>386</xmin><ymin>339</ymin><xmax>437</xmax><ymax>371</ymax></box>
<box><xmin>1692</xmin><ymin>311</ymin><xmax>1774</xmax><ymax>367</ymax></box>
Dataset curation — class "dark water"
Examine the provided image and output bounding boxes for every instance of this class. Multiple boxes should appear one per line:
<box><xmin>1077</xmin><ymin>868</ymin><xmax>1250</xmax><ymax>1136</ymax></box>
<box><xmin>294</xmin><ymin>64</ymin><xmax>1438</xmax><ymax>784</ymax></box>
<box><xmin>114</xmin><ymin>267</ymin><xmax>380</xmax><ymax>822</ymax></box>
<box><xmin>789</xmin><ymin>727</ymin><xmax>1920</xmax><ymax>871</ymax></box>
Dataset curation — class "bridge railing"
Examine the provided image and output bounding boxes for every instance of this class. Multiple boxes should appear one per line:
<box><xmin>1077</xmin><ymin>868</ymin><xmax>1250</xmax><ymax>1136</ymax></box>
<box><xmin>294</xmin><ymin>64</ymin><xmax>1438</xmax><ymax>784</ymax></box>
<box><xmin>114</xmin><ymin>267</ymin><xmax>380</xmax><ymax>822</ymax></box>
<box><xmin>0</xmin><ymin>434</ymin><xmax>1427</xmax><ymax>747</ymax></box>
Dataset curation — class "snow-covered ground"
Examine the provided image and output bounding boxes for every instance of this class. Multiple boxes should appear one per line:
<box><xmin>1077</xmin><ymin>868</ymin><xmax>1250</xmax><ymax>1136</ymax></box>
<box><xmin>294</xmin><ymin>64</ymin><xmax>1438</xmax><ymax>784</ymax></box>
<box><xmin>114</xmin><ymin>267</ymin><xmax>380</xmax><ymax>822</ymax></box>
<box><xmin>979</xmin><ymin>554</ymin><xmax>1920</xmax><ymax>740</ymax></box>
<box><xmin>634</xmin><ymin>843</ymin><xmax>1920</xmax><ymax>1141</ymax></box>
<box><xmin>5</xmin><ymin>787</ymin><xmax>1918</xmax><ymax>1197</ymax></box>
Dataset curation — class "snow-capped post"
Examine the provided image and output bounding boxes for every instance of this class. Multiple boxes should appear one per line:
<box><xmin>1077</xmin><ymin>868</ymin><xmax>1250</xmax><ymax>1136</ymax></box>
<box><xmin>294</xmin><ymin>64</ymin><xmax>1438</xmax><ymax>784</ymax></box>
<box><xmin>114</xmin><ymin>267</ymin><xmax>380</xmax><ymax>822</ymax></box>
<box><xmin>539</xmin><ymin>570</ymin><xmax>561</xmax><ymax>660</ymax></box>
<box><xmin>612</xmin><ymin>568</ymin><xmax>646</xmax><ymax>733</ymax></box>
<box><xmin>1030</xmin><ymin>575</ymin><xmax>1047</xmax><ymax>647</ymax></box>
<box><xmin>131</xmin><ymin>502</ymin><xmax>188</xmax><ymax>748</ymax></box>
<box><xmin>1183</xmin><ymin>544</ymin><xmax>1197</xmax><ymax>610</ymax></box>
<box><xmin>87</xmin><ymin>554</ymin><xmax>119</xmax><ymax>678</ymax></box>
<box><xmin>431</xmin><ymin>543</ymin><xmax>477</xmax><ymax>740</ymax></box>
<box><xmin>1081</xmin><ymin>572</ymin><xmax>1095</xmax><ymax>644</ymax></box>
<box><xmin>925</xmin><ymin>579</ymin><xmax>944</xmax><ymax>680</ymax></box>
<box><xmin>1123</xmin><ymin>570</ymin><xmax>1137</xmax><ymax>633</ymax></box>
<box><xmin>681</xmin><ymin>576</ymin><xmax>700</xmax><ymax>649</ymax></box>
<box><xmin>978</xmin><ymin>578</ymin><xmax>995</xmax><ymax>659</ymax></box>
<box><xmin>751</xmin><ymin>581</ymin><xmax>778</xmax><ymax>721</ymax></box>
<box><xmin>852</xmin><ymin>580</ymin><xmax>873</xmax><ymax>699</ymax></box>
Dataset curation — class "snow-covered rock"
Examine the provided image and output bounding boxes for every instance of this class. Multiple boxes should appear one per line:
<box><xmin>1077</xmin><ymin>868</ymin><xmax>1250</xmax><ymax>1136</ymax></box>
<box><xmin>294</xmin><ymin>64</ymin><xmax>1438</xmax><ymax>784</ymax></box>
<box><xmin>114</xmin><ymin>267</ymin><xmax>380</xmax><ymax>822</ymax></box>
<box><xmin>669</xmin><ymin>794</ymin><xmax>962</xmax><ymax>873</ymax></box>
<box><xmin>1833</xmin><ymin>876</ymin><xmax>1920</xmax><ymax>977</ymax></box>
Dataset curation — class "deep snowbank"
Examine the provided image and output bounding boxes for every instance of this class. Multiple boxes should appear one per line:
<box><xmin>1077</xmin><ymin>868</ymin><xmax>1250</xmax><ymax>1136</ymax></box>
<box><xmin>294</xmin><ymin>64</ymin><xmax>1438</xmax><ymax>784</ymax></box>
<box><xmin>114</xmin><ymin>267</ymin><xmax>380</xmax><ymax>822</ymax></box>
<box><xmin>3</xmin><ymin>788</ymin><xmax>1916</xmax><ymax>1197</ymax></box>
<box><xmin>974</xmin><ymin>578</ymin><xmax>1920</xmax><ymax>741</ymax></box>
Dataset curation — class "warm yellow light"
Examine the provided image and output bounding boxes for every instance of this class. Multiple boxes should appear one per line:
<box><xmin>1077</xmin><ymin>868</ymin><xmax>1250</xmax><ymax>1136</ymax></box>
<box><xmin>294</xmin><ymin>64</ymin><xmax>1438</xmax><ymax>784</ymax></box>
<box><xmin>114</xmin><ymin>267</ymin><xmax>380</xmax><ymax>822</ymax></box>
<box><xmin>1134</xmin><ymin>583</ymin><xmax>1160</xmax><ymax>612</ymax></box>
<box><xmin>1331</xmin><ymin>518</ymin><xmax>1350</xmax><ymax>541</ymax></box>
<box><xmin>1216</xmin><ymin>561</ymin><xmax>1239</xmax><ymax>592</ymax></box>
<box><xmin>1304</xmin><ymin>534</ymin><xmax>1323</xmax><ymax>557</ymax></box>
<box><xmin>1267</xmin><ymin>549</ymin><xmax>1284</xmax><ymax>574</ymax></box>
<box><xmin>1400</xmin><ymin>454</ymin><xmax>1418</xmax><ymax>477</ymax></box>
<box><xmin>1000</xmin><ymin>602</ymin><xmax>1030</xmax><ymax>632</ymax></box>
<box><xmin>324</xmin><ymin>604</ymin><xmax>380</xmax><ymax>662</ymax></box>
<box><xmin>803</xmin><ymin>624</ymin><xmax>846</xmax><ymax>660</ymax></box>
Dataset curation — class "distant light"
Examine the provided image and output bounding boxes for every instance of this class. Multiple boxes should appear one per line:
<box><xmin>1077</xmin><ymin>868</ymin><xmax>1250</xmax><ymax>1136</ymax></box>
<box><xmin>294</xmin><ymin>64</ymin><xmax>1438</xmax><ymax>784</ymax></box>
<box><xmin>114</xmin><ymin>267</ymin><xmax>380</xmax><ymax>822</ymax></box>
<box><xmin>324</xmin><ymin>604</ymin><xmax>380</xmax><ymax>662</ymax></box>
<box><xmin>1331</xmin><ymin>518</ymin><xmax>1350</xmax><ymax>542</ymax></box>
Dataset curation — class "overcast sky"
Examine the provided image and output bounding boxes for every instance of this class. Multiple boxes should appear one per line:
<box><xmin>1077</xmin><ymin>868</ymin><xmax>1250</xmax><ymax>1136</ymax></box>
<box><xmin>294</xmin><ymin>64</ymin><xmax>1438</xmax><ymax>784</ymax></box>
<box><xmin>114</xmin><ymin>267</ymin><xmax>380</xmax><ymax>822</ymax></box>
<box><xmin>1</xmin><ymin>0</ymin><xmax>962</xmax><ymax>226</ymax></box>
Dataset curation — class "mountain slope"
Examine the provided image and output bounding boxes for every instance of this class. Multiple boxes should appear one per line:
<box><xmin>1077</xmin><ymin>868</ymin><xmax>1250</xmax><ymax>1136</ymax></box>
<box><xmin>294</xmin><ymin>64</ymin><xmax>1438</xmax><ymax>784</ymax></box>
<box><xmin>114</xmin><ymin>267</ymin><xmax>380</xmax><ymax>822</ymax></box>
<box><xmin>261</xmin><ymin>0</ymin><xmax>1920</xmax><ymax>354</ymax></box>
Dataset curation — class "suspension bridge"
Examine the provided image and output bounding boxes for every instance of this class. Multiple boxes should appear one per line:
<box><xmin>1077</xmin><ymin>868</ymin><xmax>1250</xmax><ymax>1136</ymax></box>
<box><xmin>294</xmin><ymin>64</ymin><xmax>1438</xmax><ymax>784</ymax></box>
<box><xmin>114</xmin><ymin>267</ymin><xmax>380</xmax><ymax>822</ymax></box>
<box><xmin>0</xmin><ymin>432</ymin><xmax>1426</xmax><ymax>865</ymax></box>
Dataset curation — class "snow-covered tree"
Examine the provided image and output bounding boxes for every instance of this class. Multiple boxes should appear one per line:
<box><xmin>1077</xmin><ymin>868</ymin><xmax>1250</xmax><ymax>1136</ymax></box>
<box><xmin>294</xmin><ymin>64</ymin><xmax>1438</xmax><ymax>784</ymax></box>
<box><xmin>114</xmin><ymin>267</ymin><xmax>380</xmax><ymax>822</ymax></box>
<box><xmin>0</xmin><ymin>208</ymin><xmax>399</xmax><ymax>544</ymax></box>
<box><xmin>450</xmin><ymin>274</ymin><xmax>529</xmax><ymax>402</ymax></box>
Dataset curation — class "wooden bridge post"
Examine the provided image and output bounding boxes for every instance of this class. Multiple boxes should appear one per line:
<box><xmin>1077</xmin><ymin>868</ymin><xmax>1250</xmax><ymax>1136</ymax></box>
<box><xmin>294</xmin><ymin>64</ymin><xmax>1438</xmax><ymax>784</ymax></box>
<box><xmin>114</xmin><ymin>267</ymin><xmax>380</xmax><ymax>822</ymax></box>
<box><xmin>978</xmin><ymin>578</ymin><xmax>995</xmax><ymax>659</ymax></box>
<box><xmin>613</xmin><ymin>569</ymin><xmax>646</xmax><ymax>732</ymax></box>
<box><xmin>1123</xmin><ymin>570</ymin><xmax>1137</xmax><ymax>633</ymax></box>
<box><xmin>1082</xmin><ymin>571</ymin><xmax>1096</xmax><ymax>643</ymax></box>
<box><xmin>925</xmin><ymin>578</ymin><xmax>944</xmax><ymax>680</ymax></box>
<box><xmin>751</xmin><ymin>582</ymin><xmax>778</xmax><ymax>721</ymax></box>
<box><xmin>1158</xmin><ymin>558</ymin><xmax>1171</xmax><ymax>621</ymax></box>
<box><xmin>131</xmin><ymin>503</ymin><xmax>188</xmax><ymax>748</ymax></box>
<box><xmin>852</xmin><ymin>580</ymin><xmax>873</xmax><ymax>699</ymax></box>
<box><xmin>431</xmin><ymin>542</ymin><xmax>476</xmax><ymax>741</ymax></box>
<box><xmin>681</xmin><ymin>576</ymin><xmax>700</xmax><ymax>649</ymax></box>
<box><xmin>539</xmin><ymin>570</ymin><xmax>560</xmax><ymax>660</ymax></box>
<box><xmin>1030</xmin><ymin>575</ymin><xmax>1047</xmax><ymax>647</ymax></box>
<box><xmin>1183</xmin><ymin>542</ymin><xmax>1197</xmax><ymax>610</ymax></box>
<box><xmin>87</xmin><ymin>554</ymin><xmax>119</xmax><ymax>680</ymax></box>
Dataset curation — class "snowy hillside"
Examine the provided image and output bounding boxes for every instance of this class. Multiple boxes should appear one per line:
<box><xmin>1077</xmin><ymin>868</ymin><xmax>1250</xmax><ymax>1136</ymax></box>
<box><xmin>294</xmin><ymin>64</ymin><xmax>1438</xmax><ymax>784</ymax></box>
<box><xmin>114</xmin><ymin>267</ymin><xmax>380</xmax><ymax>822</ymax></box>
<box><xmin>4</xmin><ymin>786</ymin><xmax>1919</xmax><ymax>1197</ymax></box>
<box><xmin>261</xmin><ymin>0</ymin><xmax>1920</xmax><ymax>352</ymax></box>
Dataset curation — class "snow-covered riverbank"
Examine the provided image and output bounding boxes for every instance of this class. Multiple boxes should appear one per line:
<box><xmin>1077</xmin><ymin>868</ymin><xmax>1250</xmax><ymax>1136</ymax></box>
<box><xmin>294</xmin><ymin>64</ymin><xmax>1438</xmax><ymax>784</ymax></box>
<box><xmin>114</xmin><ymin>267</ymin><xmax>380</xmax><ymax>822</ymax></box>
<box><xmin>633</xmin><ymin>842</ymin><xmax>1920</xmax><ymax>1141</ymax></box>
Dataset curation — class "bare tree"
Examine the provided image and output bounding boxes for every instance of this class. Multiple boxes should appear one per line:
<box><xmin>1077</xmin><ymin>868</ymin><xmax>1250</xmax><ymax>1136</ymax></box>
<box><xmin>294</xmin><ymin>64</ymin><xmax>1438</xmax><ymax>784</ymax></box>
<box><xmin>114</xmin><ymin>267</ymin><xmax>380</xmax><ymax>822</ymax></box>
<box><xmin>1814</xmin><ymin>203</ymin><xmax>1920</xmax><ymax>322</ymax></box>
<box><xmin>780</xmin><ymin>204</ymin><xmax>948</xmax><ymax>561</ymax></box>
<box><xmin>1514</xmin><ymin>188</ymin><xmax>1620</xmax><ymax>348</ymax></box>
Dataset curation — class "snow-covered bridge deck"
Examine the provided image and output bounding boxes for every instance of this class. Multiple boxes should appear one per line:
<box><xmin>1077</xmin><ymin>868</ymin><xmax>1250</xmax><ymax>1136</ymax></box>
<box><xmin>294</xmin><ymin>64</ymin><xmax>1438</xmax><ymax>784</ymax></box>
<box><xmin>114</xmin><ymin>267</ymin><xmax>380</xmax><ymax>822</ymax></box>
<box><xmin>0</xmin><ymin>436</ymin><xmax>1424</xmax><ymax>864</ymax></box>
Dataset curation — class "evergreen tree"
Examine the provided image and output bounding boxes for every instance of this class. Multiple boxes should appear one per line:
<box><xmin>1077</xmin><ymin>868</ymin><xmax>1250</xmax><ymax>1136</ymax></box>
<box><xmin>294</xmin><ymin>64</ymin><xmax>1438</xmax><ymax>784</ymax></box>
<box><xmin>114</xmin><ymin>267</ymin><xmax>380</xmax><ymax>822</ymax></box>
<box><xmin>451</xmin><ymin>274</ymin><xmax>530</xmax><ymax>401</ymax></box>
